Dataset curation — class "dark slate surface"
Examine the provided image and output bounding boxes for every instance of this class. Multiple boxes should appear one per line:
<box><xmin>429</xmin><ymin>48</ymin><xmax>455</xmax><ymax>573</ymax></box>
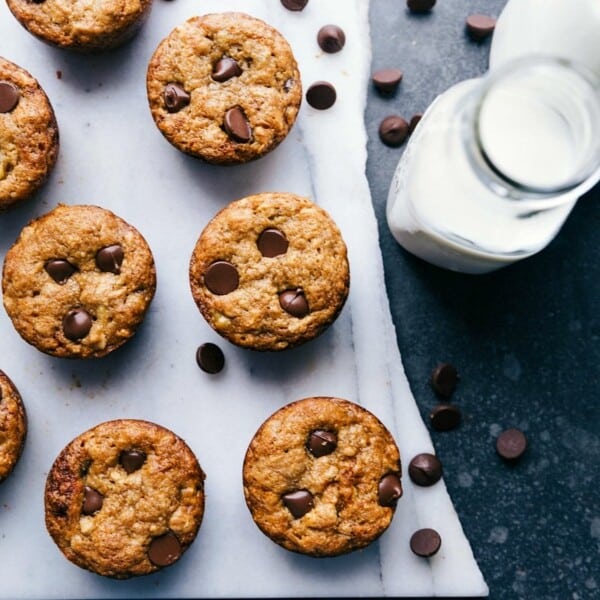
<box><xmin>366</xmin><ymin>1</ymin><xmax>600</xmax><ymax>599</ymax></box>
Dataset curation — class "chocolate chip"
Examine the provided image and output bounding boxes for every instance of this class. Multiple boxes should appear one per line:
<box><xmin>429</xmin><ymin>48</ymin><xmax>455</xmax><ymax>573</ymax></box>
<box><xmin>410</xmin><ymin>528</ymin><xmax>441</xmax><ymax>557</ymax></box>
<box><xmin>466</xmin><ymin>14</ymin><xmax>497</xmax><ymax>41</ymax></box>
<box><xmin>257</xmin><ymin>228</ymin><xmax>289</xmax><ymax>257</ymax></box>
<box><xmin>283</xmin><ymin>78</ymin><xmax>295</xmax><ymax>92</ymax></box>
<box><xmin>408</xmin><ymin>453</ymin><xmax>443</xmax><ymax>486</ymax></box>
<box><xmin>429</xmin><ymin>404</ymin><xmax>461</xmax><ymax>431</ymax></box>
<box><xmin>430</xmin><ymin>362</ymin><xmax>458</xmax><ymax>397</ymax></box>
<box><xmin>280</xmin><ymin>0</ymin><xmax>308</xmax><ymax>11</ymax></box>
<box><xmin>379</xmin><ymin>115</ymin><xmax>409</xmax><ymax>147</ymax></box>
<box><xmin>82</xmin><ymin>486</ymin><xmax>104</xmax><ymax>515</ymax></box>
<box><xmin>378</xmin><ymin>473</ymin><xmax>403</xmax><ymax>506</ymax></box>
<box><xmin>196</xmin><ymin>342</ymin><xmax>225</xmax><ymax>374</ymax></box>
<box><xmin>45</xmin><ymin>259</ymin><xmax>76</xmax><ymax>284</ymax></box>
<box><xmin>119</xmin><ymin>450</ymin><xmax>146</xmax><ymax>473</ymax></box>
<box><xmin>279</xmin><ymin>289</ymin><xmax>309</xmax><ymax>318</ymax></box>
<box><xmin>148</xmin><ymin>531</ymin><xmax>182</xmax><ymax>567</ymax></box>
<box><xmin>212</xmin><ymin>57</ymin><xmax>242</xmax><ymax>82</ymax></box>
<box><xmin>307</xmin><ymin>430</ymin><xmax>337</xmax><ymax>457</ymax></box>
<box><xmin>204</xmin><ymin>260</ymin><xmax>239</xmax><ymax>295</ymax></box>
<box><xmin>282</xmin><ymin>490</ymin><xmax>314</xmax><ymax>518</ymax></box>
<box><xmin>223</xmin><ymin>107</ymin><xmax>252</xmax><ymax>143</ymax></box>
<box><xmin>408</xmin><ymin>113</ymin><xmax>423</xmax><ymax>134</ymax></box>
<box><xmin>407</xmin><ymin>0</ymin><xmax>436</xmax><ymax>13</ymax></box>
<box><xmin>496</xmin><ymin>428</ymin><xmax>527</xmax><ymax>461</ymax></box>
<box><xmin>372</xmin><ymin>68</ymin><xmax>403</xmax><ymax>94</ymax></box>
<box><xmin>306</xmin><ymin>81</ymin><xmax>337</xmax><ymax>110</ymax></box>
<box><xmin>164</xmin><ymin>83</ymin><xmax>190</xmax><ymax>113</ymax></box>
<box><xmin>95</xmin><ymin>244</ymin><xmax>124</xmax><ymax>274</ymax></box>
<box><xmin>317</xmin><ymin>25</ymin><xmax>346</xmax><ymax>53</ymax></box>
<box><xmin>0</xmin><ymin>82</ymin><xmax>20</xmax><ymax>113</ymax></box>
<box><xmin>62</xmin><ymin>308</ymin><xmax>93</xmax><ymax>341</ymax></box>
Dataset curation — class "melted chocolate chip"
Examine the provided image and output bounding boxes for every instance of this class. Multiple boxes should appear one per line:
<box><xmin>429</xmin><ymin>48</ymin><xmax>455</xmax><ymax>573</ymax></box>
<box><xmin>164</xmin><ymin>83</ymin><xmax>190</xmax><ymax>113</ymax></box>
<box><xmin>148</xmin><ymin>531</ymin><xmax>182</xmax><ymax>567</ymax></box>
<box><xmin>280</xmin><ymin>0</ymin><xmax>308</xmax><ymax>10</ymax></box>
<box><xmin>429</xmin><ymin>404</ymin><xmax>461</xmax><ymax>431</ymax></box>
<box><xmin>408</xmin><ymin>453</ymin><xmax>443</xmax><ymax>486</ymax></box>
<box><xmin>119</xmin><ymin>450</ymin><xmax>146</xmax><ymax>473</ymax></box>
<box><xmin>204</xmin><ymin>261</ymin><xmax>239</xmax><ymax>295</ymax></box>
<box><xmin>279</xmin><ymin>289</ymin><xmax>309</xmax><ymax>318</ymax></box>
<box><xmin>196</xmin><ymin>342</ymin><xmax>225</xmax><ymax>374</ymax></box>
<box><xmin>95</xmin><ymin>244</ymin><xmax>124</xmax><ymax>274</ymax></box>
<box><xmin>282</xmin><ymin>490</ymin><xmax>314</xmax><ymax>518</ymax></box>
<box><xmin>223</xmin><ymin>107</ymin><xmax>252</xmax><ymax>143</ymax></box>
<box><xmin>306</xmin><ymin>81</ymin><xmax>337</xmax><ymax>110</ymax></box>
<box><xmin>45</xmin><ymin>259</ymin><xmax>76</xmax><ymax>284</ymax></box>
<box><xmin>62</xmin><ymin>308</ymin><xmax>93</xmax><ymax>341</ymax></box>
<box><xmin>410</xmin><ymin>528</ymin><xmax>442</xmax><ymax>557</ymax></box>
<box><xmin>82</xmin><ymin>486</ymin><xmax>104</xmax><ymax>515</ymax></box>
<box><xmin>372</xmin><ymin>68</ymin><xmax>403</xmax><ymax>94</ymax></box>
<box><xmin>378</xmin><ymin>473</ymin><xmax>403</xmax><ymax>506</ymax></box>
<box><xmin>0</xmin><ymin>81</ymin><xmax>20</xmax><ymax>113</ymax></box>
<box><xmin>212</xmin><ymin>57</ymin><xmax>242</xmax><ymax>82</ymax></box>
<box><xmin>496</xmin><ymin>428</ymin><xmax>527</xmax><ymax>461</ymax></box>
<box><xmin>430</xmin><ymin>362</ymin><xmax>458</xmax><ymax>397</ymax></box>
<box><xmin>317</xmin><ymin>25</ymin><xmax>346</xmax><ymax>53</ymax></box>
<box><xmin>257</xmin><ymin>228</ymin><xmax>289</xmax><ymax>257</ymax></box>
<box><xmin>307</xmin><ymin>430</ymin><xmax>337</xmax><ymax>457</ymax></box>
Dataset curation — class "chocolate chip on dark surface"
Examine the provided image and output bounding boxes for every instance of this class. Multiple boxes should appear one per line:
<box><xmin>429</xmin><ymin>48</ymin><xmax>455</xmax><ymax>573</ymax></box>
<box><xmin>407</xmin><ymin>0</ymin><xmax>436</xmax><ymax>13</ymax></box>
<box><xmin>379</xmin><ymin>115</ymin><xmax>409</xmax><ymax>147</ymax></box>
<box><xmin>282</xmin><ymin>490</ymin><xmax>314</xmax><ymax>518</ymax></box>
<box><xmin>45</xmin><ymin>259</ymin><xmax>76</xmax><ymax>284</ymax></box>
<box><xmin>148</xmin><ymin>531</ymin><xmax>182</xmax><ymax>567</ymax></box>
<box><xmin>408</xmin><ymin>453</ymin><xmax>443</xmax><ymax>486</ymax></box>
<box><xmin>0</xmin><ymin>81</ymin><xmax>20</xmax><ymax>113</ymax></box>
<box><xmin>430</xmin><ymin>362</ymin><xmax>459</xmax><ymax>397</ymax></box>
<box><xmin>119</xmin><ymin>449</ymin><xmax>146</xmax><ymax>473</ymax></box>
<box><xmin>223</xmin><ymin>107</ymin><xmax>252</xmax><ymax>143</ymax></box>
<box><xmin>82</xmin><ymin>486</ymin><xmax>104</xmax><ymax>515</ymax></box>
<box><xmin>307</xmin><ymin>430</ymin><xmax>337</xmax><ymax>457</ymax></box>
<box><xmin>95</xmin><ymin>244</ymin><xmax>124</xmax><ymax>274</ymax></box>
<box><xmin>204</xmin><ymin>260</ymin><xmax>239</xmax><ymax>295</ymax></box>
<box><xmin>317</xmin><ymin>25</ymin><xmax>346</xmax><ymax>53</ymax></box>
<box><xmin>196</xmin><ymin>342</ymin><xmax>225</xmax><ymax>374</ymax></box>
<box><xmin>306</xmin><ymin>81</ymin><xmax>337</xmax><ymax>110</ymax></box>
<box><xmin>280</xmin><ymin>0</ymin><xmax>308</xmax><ymax>11</ymax></box>
<box><xmin>496</xmin><ymin>428</ymin><xmax>527</xmax><ymax>461</ymax></box>
<box><xmin>410</xmin><ymin>528</ymin><xmax>442</xmax><ymax>557</ymax></box>
<box><xmin>466</xmin><ymin>14</ymin><xmax>497</xmax><ymax>41</ymax></box>
<box><xmin>212</xmin><ymin>57</ymin><xmax>242</xmax><ymax>82</ymax></box>
<box><xmin>279</xmin><ymin>289</ymin><xmax>309</xmax><ymax>318</ymax></box>
<box><xmin>372</xmin><ymin>68</ymin><xmax>403</xmax><ymax>94</ymax></box>
<box><xmin>257</xmin><ymin>228</ymin><xmax>289</xmax><ymax>257</ymax></box>
<box><xmin>408</xmin><ymin>113</ymin><xmax>423</xmax><ymax>134</ymax></box>
<box><xmin>378</xmin><ymin>473</ymin><xmax>403</xmax><ymax>506</ymax></box>
<box><xmin>62</xmin><ymin>308</ymin><xmax>93</xmax><ymax>341</ymax></box>
<box><xmin>164</xmin><ymin>83</ymin><xmax>190</xmax><ymax>113</ymax></box>
<box><xmin>430</xmin><ymin>404</ymin><xmax>461</xmax><ymax>431</ymax></box>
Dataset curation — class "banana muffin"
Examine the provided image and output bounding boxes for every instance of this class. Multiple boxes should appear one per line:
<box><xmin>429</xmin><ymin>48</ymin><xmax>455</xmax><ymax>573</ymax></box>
<box><xmin>0</xmin><ymin>370</ymin><xmax>27</xmax><ymax>484</ymax></box>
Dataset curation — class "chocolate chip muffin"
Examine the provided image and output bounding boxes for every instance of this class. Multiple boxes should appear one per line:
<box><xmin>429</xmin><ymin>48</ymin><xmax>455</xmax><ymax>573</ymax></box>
<box><xmin>146</xmin><ymin>12</ymin><xmax>302</xmax><ymax>164</ymax></box>
<box><xmin>45</xmin><ymin>419</ymin><xmax>205</xmax><ymax>579</ymax></box>
<box><xmin>189</xmin><ymin>192</ymin><xmax>349</xmax><ymax>351</ymax></box>
<box><xmin>243</xmin><ymin>397</ymin><xmax>402</xmax><ymax>557</ymax></box>
<box><xmin>5</xmin><ymin>0</ymin><xmax>153</xmax><ymax>52</ymax></box>
<box><xmin>0</xmin><ymin>370</ymin><xmax>27</xmax><ymax>484</ymax></box>
<box><xmin>2</xmin><ymin>204</ymin><xmax>156</xmax><ymax>358</ymax></box>
<box><xmin>0</xmin><ymin>56</ymin><xmax>58</xmax><ymax>210</ymax></box>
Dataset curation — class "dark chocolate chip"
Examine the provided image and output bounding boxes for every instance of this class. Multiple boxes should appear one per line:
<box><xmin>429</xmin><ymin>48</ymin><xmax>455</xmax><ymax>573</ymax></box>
<box><xmin>223</xmin><ymin>107</ymin><xmax>252</xmax><ymax>143</ymax></box>
<box><xmin>317</xmin><ymin>25</ymin><xmax>346</xmax><ymax>53</ymax></box>
<box><xmin>257</xmin><ymin>228</ymin><xmax>289</xmax><ymax>257</ymax></box>
<box><xmin>164</xmin><ymin>83</ymin><xmax>190</xmax><ymax>113</ymax></box>
<box><xmin>279</xmin><ymin>289</ymin><xmax>309</xmax><ymax>318</ymax></box>
<box><xmin>119</xmin><ymin>449</ymin><xmax>146</xmax><ymax>473</ymax></box>
<box><xmin>307</xmin><ymin>430</ymin><xmax>337</xmax><ymax>457</ymax></box>
<box><xmin>372</xmin><ymin>68</ymin><xmax>403</xmax><ymax>94</ymax></box>
<box><xmin>496</xmin><ymin>428</ymin><xmax>527</xmax><ymax>461</ymax></box>
<box><xmin>0</xmin><ymin>81</ymin><xmax>20</xmax><ymax>113</ymax></box>
<box><xmin>306</xmin><ymin>81</ymin><xmax>337</xmax><ymax>110</ymax></box>
<box><xmin>408</xmin><ymin>453</ymin><xmax>443</xmax><ymax>486</ymax></box>
<box><xmin>95</xmin><ymin>244</ymin><xmax>124</xmax><ymax>274</ymax></box>
<box><xmin>282</xmin><ymin>490</ymin><xmax>314</xmax><ymax>518</ymax></box>
<box><xmin>196</xmin><ymin>342</ymin><xmax>225</xmax><ymax>374</ymax></box>
<box><xmin>410</xmin><ymin>528</ymin><xmax>442</xmax><ymax>557</ymax></box>
<box><xmin>148</xmin><ymin>531</ymin><xmax>182</xmax><ymax>567</ymax></box>
<box><xmin>82</xmin><ymin>486</ymin><xmax>104</xmax><ymax>515</ymax></box>
<box><xmin>429</xmin><ymin>404</ymin><xmax>461</xmax><ymax>431</ymax></box>
<box><xmin>280</xmin><ymin>0</ymin><xmax>308</xmax><ymax>11</ymax></box>
<box><xmin>62</xmin><ymin>308</ymin><xmax>93</xmax><ymax>341</ymax></box>
<box><xmin>212</xmin><ymin>57</ymin><xmax>242</xmax><ymax>82</ymax></box>
<box><xmin>378</xmin><ymin>473</ymin><xmax>403</xmax><ymax>506</ymax></box>
<box><xmin>204</xmin><ymin>261</ymin><xmax>239</xmax><ymax>295</ymax></box>
<box><xmin>408</xmin><ymin>113</ymin><xmax>423</xmax><ymax>134</ymax></box>
<box><xmin>45</xmin><ymin>259</ymin><xmax>76</xmax><ymax>284</ymax></box>
<box><xmin>430</xmin><ymin>362</ymin><xmax>459</xmax><ymax>397</ymax></box>
<box><xmin>379</xmin><ymin>115</ymin><xmax>409</xmax><ymax>147</ymax></box>
<box><xmin>407</xmin><ymin>0</ymin><xmax>436</xmax><ymax>13</ymax></box>
<box><xmin>466</xmin><ymin>14</ymin><xmax>497</xmax><ymax>41</ymax></box>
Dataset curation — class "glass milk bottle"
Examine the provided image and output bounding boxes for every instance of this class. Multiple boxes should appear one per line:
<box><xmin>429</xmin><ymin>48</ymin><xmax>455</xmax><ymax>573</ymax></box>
<box><xmin>386</xmin><ymin>57</ymin><xmax>600</xmax><ymax>273</ymax></box>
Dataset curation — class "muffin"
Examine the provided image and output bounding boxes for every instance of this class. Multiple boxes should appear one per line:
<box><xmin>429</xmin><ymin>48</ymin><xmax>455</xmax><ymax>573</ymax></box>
<box><xmin>45</xmin><ymin>419</ymin><xmax>205</xmax><ymax>578</ymax></box>
<box><xmin>0</xmin><ymin>56</ymin><xmax>58</xmax><ymax>210</ymax></box>
<box><xmin>189</xmin><ymin>192</ymin><xmax>350</xmax><ymax>351</ymax></box>
<box><xmin>2</xmin><ymin>204</ymin><xmax>156</xmax><ymax>358</ymax></box>
<box><xmin>243</xmin><ymin>397</ymin><xmax>402</xmax><ymax>556</ymax></box>
<box><xmin>0</xmin><ymin>370</ymin><xmax>27</xmax><ymax>484</ymax></box>
<box><xmin>147</xmin><ymin>12</ymin><xmax>302</xmax><ymax>164</ymax></box>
